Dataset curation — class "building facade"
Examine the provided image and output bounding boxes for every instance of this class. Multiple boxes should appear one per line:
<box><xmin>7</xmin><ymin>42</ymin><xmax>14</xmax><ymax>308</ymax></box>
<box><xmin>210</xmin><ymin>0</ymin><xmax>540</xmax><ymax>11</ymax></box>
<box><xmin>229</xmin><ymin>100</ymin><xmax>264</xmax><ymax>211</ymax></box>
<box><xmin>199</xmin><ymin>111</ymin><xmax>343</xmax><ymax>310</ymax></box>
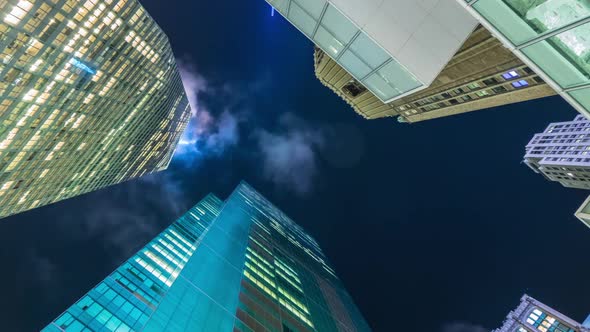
<box><xmin>574</xmin><ymin>194</ymin><xmax>590</xmax><ymax>228</ymax></box>
<box><xmin>44</xmin><ymin>182</ymin><xmax>371</xmax><ymax>332</ymax></box>
<box><xmin>457</xmin><ymin>0</ymin><xmax>590</xmax><ymax>119</ymax></box>
<box><xmin>315</xmin><ymin>26</ymin><xmax>556</xmax><ymax>122</ymax></box>
<box><xmin>0</xmin><ymin>0</ymin><xmax>192</xmax><ymax>218</ymax></box>
<box><xmin>493</xmin><ymin>294</ymin><xmax>590</xmax><ymax>332</ymax></box>
<box><xmin>267</xmin><ymin>0</ymin><xmax>478</xmax><ymax>104</ymax></box>
<box><xmin>524</xmin><ymin>115</ymin><xmax>590</xmax><ymax>190</ymax></box>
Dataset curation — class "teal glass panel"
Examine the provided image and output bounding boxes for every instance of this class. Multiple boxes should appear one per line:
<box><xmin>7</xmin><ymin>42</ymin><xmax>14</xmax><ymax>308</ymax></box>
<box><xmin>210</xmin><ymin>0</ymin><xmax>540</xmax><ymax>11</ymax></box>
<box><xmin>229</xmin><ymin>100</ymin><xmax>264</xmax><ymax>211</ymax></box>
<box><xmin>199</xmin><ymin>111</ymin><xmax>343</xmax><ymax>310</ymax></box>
<box><xmin>360</xmin><ymin>72</ymin><xmax>398</xmax><ymax>100</ymax></box>
<box><xmin>362</xmin><ymin>60</ymin><xmax>422</xmax><ymax>101</ymax></box>
<box><xmin>570</xmin><ymin>87</ymin><xmax>590</xmax><ymax>111</ymax></box>
<box><xmin>314</xmin><ymin>26</ymin><xmax>345</xmax><ymax>57</ymax></box>
<box><xmin>287</xmin><ymin>2</ymin><xmax>317</xmax><ymax>37</ymax></box>
<box><xmin>473</xmin><ymin>0</ymin><xmax>590</xmax><ymax>46</ymax></box>
<box><xmin>320</xmin><ymin>5</ymin><xmax>358</xmax><ymax>44</ymax></box>
<box><xmin>340</xmin><ymin>50</ymin><xmax>371</xmax><ymax>78</ymax></box>
<box><xmin>378</xmin><ymin>61</ymin><xmax>422</xmax><ymax>94</ymax></box>
<box><xmin>293</xmin><ymin>0</ymin><xmax>325</xmax><ymax>19</ymax></box>
<box><xmin>267</xmin><ymin>0</ymin><xmax>289</xmax><ymax>14</ymax></box>
<box><xmin>349</xmin><ymin>33</ymin><xmax>390</xmax><ymax>69</ymax></box>
<box><xmin>521</xmin><ymin>21</ymin><xmax>590</xmax><ymax>88</ymax></box>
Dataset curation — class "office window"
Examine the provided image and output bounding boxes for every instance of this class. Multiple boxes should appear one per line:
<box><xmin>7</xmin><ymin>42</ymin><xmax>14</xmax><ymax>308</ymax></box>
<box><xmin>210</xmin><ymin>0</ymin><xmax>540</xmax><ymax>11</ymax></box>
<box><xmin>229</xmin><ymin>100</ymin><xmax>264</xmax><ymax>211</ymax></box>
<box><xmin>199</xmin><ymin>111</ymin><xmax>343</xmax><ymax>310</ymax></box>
<box><xmin>502</xmin><ymin>70</ymin><xmax>520</xmax><ymax>80</ymax></box>
<box><xmin>341</xmin><ymin>80</ymin><xmax>367</xmax><ymax>98</ymax></box>
<box><xmin>492</xmin><ymin>86</ymin><xmax>508</xmax><ymax>93</ymax></box>
<box><xmin>483</xmin><ymin>77</ymin><xmax>498</xmax><ymax>85</ymax></box>
<box><xmin>476</xmin><ymin>90</ymin><xmax>490</xmax><ymax>97</ymax></box>
<box><xmin>467</xmin><ymin>82</ymin><xmax>481</xmax><ymax>90</ymax></box>
<box><xmin>512</xmin><ymin>80</ymin><xmax>529</xmax><ymax>88</ymax></box>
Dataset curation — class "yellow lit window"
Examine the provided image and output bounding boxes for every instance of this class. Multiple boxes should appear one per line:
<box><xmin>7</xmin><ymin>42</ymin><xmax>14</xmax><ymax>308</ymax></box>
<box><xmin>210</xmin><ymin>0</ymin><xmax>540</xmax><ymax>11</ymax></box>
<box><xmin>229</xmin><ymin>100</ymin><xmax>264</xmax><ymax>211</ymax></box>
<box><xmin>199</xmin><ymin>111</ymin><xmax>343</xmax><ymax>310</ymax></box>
<box><xmin>3</xmin><ymin>1</ymin><xmax>33</xmax><ymax>26</ymax></box>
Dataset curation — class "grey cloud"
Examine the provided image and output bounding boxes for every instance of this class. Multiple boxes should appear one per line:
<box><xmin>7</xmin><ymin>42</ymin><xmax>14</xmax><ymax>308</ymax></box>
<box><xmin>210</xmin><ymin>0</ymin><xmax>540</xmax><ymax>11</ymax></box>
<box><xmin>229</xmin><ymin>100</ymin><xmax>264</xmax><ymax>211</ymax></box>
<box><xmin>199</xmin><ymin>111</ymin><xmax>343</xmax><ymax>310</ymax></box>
<box><xmin>54</xmin><ymin>173</ymin><xmax>188</xmax><ymax>262</ymax></box>
<box><xmin>255</xmin><ymin>113</ymin><xmax>325</xmax><ymax>196</ymax></box>
<box><xmin>175</xmin><ymin>59</ymin><xmax>242</xmax><ymax>163</ymax></box>
<box><xmin>25</xmin><ymin>250</ymin><xmax>58</xmax><ymax>285</ymax></box>
<box><xmin>204</xmin><ymin>110</ymin><xmax>240</xmax><ymax>153</ymax></box>
<box><xmin>177</xmin><ymin>58</ymin><xmax>208</xmax><ymax>117</ymax></box>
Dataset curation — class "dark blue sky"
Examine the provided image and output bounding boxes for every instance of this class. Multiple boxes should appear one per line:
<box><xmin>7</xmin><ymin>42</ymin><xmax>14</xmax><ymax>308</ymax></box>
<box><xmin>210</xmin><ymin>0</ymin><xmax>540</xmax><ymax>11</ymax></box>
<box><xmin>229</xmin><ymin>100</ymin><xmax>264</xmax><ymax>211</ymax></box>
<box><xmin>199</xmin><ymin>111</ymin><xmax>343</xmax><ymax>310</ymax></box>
<box><xmin>0</xmin><ymin>1</ymin><xmax>589</xmax><ymax>331</ymax></box>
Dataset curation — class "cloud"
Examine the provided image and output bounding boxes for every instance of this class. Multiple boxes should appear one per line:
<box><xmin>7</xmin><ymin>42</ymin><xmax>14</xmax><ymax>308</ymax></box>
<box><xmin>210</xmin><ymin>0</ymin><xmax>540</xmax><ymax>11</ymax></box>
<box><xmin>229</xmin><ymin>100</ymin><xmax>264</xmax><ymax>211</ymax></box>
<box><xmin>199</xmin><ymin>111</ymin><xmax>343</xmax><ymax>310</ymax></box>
<box><xmin>255</xmin><ymin>113</ymin><xmax>325</xmax><ymax>196</ymax></box>
<box><xmin>23</xmin><ymin>250</ymin><xmax>58</xmax><ymax>285</ymax></box>
<box><xmin>51</xmin><ymin>172</ymin><xmax>188</xmax><ymax>263</ymax></box>
<box><xmin>177</xmin><ymin>58</ymin><xmax>208</xmax><ymax>117</ymax></box>
<box><xmin>204</xmin><ymin>111</ymin><xmax>239</xmax><ymax>153</ymax></box>
<box><xmin>176</xmin><ymin>59</ymin><xmax>326</xmax><ymax>196</ymax></box>
<box><xmin>442</xmin><ymin>322</ymin><xmax>489</xmax><ymax>332</ymax></box>
<box><xmin>174</xmin><ymin>58</ymin><xmax>241</xmax><ymax>164</ymax></box>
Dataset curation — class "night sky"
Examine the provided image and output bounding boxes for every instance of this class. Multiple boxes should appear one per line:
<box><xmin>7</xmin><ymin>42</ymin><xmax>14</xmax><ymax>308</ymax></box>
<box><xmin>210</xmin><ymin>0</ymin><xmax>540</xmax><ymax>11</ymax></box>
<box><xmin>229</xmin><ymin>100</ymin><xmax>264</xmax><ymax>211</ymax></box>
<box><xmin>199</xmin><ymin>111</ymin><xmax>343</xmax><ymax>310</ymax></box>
<box><xmin>1</xmin><ymin>1</ymin><xmax>589</xmax><ymax>331</ymax></box>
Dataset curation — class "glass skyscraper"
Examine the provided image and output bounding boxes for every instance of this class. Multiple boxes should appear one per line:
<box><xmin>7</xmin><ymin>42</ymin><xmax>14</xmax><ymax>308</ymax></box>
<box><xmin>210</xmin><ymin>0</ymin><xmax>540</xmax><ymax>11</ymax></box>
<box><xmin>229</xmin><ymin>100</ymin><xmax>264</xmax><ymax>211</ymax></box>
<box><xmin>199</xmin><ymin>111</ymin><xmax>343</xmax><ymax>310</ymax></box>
<box><xmin>266</xmin><ymin>0</ymin><xmax>477</xmax><ymax>104</ymax></box>
<box><xmin>458</xmin><ymin>0</ymin><xmax>590</xmax><ymax>118</ymax></box>
<box><xmin>44</xmin><ymin>182</ymin><xmax>371</xmax><ymax>332</ymax></box>
<box><xmin>314</xmin><ymin>26</ymin><xmax>556</xmax><ymax>123</ymax></box>
<box><xmin>0</xmin><ymin>0</ymin><xmax>191</xmax><ymax>218</ymax></box>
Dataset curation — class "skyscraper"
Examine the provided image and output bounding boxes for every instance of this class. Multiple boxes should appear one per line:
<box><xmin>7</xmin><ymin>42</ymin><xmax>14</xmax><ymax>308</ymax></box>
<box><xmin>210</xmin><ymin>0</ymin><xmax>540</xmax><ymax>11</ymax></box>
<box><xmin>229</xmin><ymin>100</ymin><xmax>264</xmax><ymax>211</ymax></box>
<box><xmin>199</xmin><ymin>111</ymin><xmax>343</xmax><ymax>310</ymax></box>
<box><xmin>0</xmin><ymin>0</ymin><xmax>191</xmax><ymax>218</ymax></box>
<box><xmin>524</xmin><ymin>114</ymin><xmax>590</xmax><ymax>229</ymax></box>
<box><xmin>267</xmin><ymin>0</ymin><xmax>478</xmax><ymax>104</ymax></box>
<box><xmin>493</xmin><ymin>294</ymin><xmax>590</xmax><ymax>332</ymax></box>
<box><xmin>44</xmin><ymin>182</ymin><xmax>371</xmax><ymax>332</ymax></box>
<box><xmin>524</xmin><ymin>115</ymin><xmax>590</xmax><ymax>190</ymax></box>
<box><xmin>315</xmin><ymin>26</ymin><xmax>556</xmax><ymax>122</ymax></box>
<box><xmin>574</xmin><ymin>194</ymin><xmax>590</xmax><ymax>229</ymax></box>
<box><xmin>456</xmin><ymin>0</ymin><xmax>590</xmax><ymax>119</ymax></box>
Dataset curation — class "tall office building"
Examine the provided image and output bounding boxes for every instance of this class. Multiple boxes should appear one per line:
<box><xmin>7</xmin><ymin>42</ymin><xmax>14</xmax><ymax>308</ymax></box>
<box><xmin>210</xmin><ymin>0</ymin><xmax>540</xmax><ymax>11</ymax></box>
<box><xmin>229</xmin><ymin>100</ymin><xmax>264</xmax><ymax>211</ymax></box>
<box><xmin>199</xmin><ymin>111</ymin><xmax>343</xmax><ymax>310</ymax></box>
<box><xmin>315</xmin><ymin>26</ymin><xmax>556</xmax><ymax>122</ymax></box>
<box><xmin>267</xmin><ymin>0</ymin><xmax>479</xmax><ymax>104</ymax></box>
<box><xmin>524</xmin><ymin>114</ymin><xmax>590</xmax><ymax>229</ymax></box>
<box><xmin>0</xmin><ymin>0</ymin><xmax>191</xmax><ymax>218</ymax></box>
<box><xmin>457</xmin><ymin>0</ymin><xmax>590</xmax><ymax>119</ymax></box>
<box><xmin>493</xmin><ymin>294</ymin><xmax>590</xmax><ymax>332</ymax></box>
<box><xmin>44</xmin><ymin>182</ymin><xmax>371</xmax><ymax>332</ymax></box>
<box><xmin>524</xmin><ymin>115</ymin><xmax>590</xmax><ymax>190</ymax></box>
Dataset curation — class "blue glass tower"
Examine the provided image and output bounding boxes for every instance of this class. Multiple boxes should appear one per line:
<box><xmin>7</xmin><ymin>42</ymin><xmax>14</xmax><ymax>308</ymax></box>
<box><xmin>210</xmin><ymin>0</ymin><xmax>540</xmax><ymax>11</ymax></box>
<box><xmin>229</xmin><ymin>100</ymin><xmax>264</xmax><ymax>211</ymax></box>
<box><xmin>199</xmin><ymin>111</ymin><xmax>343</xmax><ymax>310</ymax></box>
<box><xmin>44</xmin><ymin>182</ymin><xmax>371</xmax><ymax>332</ymax></box>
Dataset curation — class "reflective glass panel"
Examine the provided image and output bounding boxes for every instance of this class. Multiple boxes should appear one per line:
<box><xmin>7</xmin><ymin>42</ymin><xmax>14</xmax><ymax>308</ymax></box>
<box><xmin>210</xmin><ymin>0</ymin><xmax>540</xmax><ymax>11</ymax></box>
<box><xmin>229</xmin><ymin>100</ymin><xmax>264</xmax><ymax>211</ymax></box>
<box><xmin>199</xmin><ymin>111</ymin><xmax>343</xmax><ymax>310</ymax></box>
<box><xmin>339</xmin><ymin>50</ymin><xmax>372</xmax><ymax>78</ymax></box>
<box><xmin>268</xmin><ymin>0</ymin><xmax>289</xmax><ymax>14</ymax></box>
<box><xmin>314</xmin><ymin>26</ymin><xmax>345</xmax><ymax>57</ymax></box>
<box><xmin>349</xmin><ymin>33</ymin><xmax>390</xmax><ymax>69</ymax></box>
<box><xmin>320</xmin><ymin>5</ymin><xmax>358</xmax><ymax>44</ymax></box>
<box><xmin>522</xmin><ymin>21</ymin><xmax>590</xmax><ymax>87</ymax></box>
<box><xmin>294</xmin><ymin>0</ymin><xmax>326</xmax><ymax>19</ymax></box>
<box><xmin>363</xmin><ymin>72</ymin><xmax>400</xmax><ymax>100</ymax></box>
<box><xmin>288</xmin><ymin>2</ymin><xmax>317</xmax><ymax>37</ymax></box>
<box><xmin>474</xmin><ymin>0</ymin><xmax>590</xmax><ymax>45</ymax></box>
<box><xmin>570</xmin><ymin>87</ymin><xmax>590</xmax><ymax>111</ymax></box>
<box><xmin>377</xmin><ymin>60</ymin><xmax>422</xmax><ymax>95</ymax></box>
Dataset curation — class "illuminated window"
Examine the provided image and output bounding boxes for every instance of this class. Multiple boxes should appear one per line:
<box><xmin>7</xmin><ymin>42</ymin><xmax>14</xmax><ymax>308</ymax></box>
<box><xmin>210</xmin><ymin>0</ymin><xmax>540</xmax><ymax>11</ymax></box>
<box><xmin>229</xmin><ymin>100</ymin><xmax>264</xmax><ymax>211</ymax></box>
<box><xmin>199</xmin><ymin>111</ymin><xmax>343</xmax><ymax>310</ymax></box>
<box><xmin>502</xmin><ymin>70</ymin><xmax>520</xmax><ymax>80</ymax></box>
<box><xmin>3</xmin><ymin>1</ymin><xmax>33</xmax><ymax>26</ymax></box>
<box><xmin>512</xmin><ymin>80</ymin><xmax>530</xmax><ymax>88</ymax></box>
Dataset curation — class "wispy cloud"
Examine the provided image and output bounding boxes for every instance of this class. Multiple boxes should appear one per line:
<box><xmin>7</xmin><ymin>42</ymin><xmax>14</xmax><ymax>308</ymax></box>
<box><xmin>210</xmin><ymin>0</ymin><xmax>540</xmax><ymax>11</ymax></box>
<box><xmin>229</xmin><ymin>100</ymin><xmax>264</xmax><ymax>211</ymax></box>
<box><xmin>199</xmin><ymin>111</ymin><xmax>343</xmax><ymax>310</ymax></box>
<box><xmin>23</xmin><ymin>249</ymin><xmax>58</xmax><ymax>285</ymax></box>
<box><xmin>255</xmin><ymin>113</ymin><xmax>325</xmax><ymax>196</ymax></box>
<box><xmin>50</xmin><ymin>173</ymin><xmax>188</xmax><ymax>263</ymax></box>
<box><xmin>442</xmin><ymin>322</ymin><xmax>489</xmax><ymax>332</ymax></box>
<box><xmin>177</xmin><ymin>58</ymin><xmax>208</xmax><ymax>117</ymax></box>
<box><xmin>176</xmin><ymin>58</ymin><xmax>327</xmax><ymax>195</ymax></box>
<box><xmin>174</xmin><ymin>59</ymin><xmax>241</xmax><ymax>164</ymax></box>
